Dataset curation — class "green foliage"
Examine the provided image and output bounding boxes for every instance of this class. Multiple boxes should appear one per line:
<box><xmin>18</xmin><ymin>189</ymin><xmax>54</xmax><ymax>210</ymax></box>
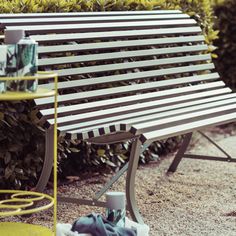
<box><xmin>153</xmin><ymin>0</ymin><xmax>217</xmax><ymax>47</ymax></box>
<box><xmin>0</xmin><ymin>101</ymin><xmax>44</xmax><ymax>189</ymax></box>
<box><xmin>0</xmin><ymin>0</ymin><xmax>216</xmax><ymax>189</ymax></box>
<box><xmin>0</xmin><ymin>0</ymin><xmax>217</xmax><ymax>45</ymax></box>
<box><xmin>210</xmin><ymin>0</ymin><xmax>225</xmax><ymax>6</ymax></box>
<box><xmin>213</xmin><ymin>0</ymin><xmax>236</xmax><ymax>90</ymax></box>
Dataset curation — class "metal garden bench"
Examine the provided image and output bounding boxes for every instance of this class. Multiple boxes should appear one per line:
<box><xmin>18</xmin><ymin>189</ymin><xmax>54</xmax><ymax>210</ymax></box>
<box><xmin>1</xmin><ymin>10</ymin><xmax>236</xmax><ymax>224</ymax></box>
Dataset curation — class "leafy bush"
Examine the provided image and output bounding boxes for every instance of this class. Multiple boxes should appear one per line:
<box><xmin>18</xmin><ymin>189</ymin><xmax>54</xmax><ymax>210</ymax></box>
<box><xmin>0</xmin><ymin>101</ymin><xmax>44</xmax><ymax>189</ymax></box>
<box><xmin>213</xmin><ymin>0</ymin><xmax>236</xmax><ymax>90</ymax></box>
<box><xmin>0</xmin><ymin>0</ymin><xmax>217</xmax><ymax>46</ymax></box>
<box><xmin>0</xmin><ymin>0</ymin><xmax>216</xmax><ymax>189</ymax></box>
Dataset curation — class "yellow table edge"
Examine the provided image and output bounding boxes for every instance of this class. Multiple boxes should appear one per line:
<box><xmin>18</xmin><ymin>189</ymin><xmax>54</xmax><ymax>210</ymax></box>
<box><xmin>0</xmin><ymin>88</ymin><xmax>55</xmax><ymax>100</ymax></box>
<box><xmin>0</xmin><ymin>71</ymin><xmax>58</xmax><ymax>81</ymax></box>
<box><xmin>0</xmin><ymin>71</ymin><xmax>57</xmax><ymax>100</ymax></box>
<box><xmin>0</xmin><ymin>222</ymin><xmax>54</xmax><ymax>236</ymax></box>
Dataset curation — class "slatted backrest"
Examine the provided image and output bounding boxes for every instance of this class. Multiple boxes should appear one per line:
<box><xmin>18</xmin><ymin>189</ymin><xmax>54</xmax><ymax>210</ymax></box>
<box><xmin>0</xmin><ymin>12</ymin><xmax>190</xmax><ymax>27</ymax></box>
<box><xmin>0</xmin><ymin>10</ymin><xmax>183</xmax><ymax>31</ymax></box>
<box><xmin>2</xmin><ymin>11</ymin><xmax>225</xmax><ymax>129</ymax></box>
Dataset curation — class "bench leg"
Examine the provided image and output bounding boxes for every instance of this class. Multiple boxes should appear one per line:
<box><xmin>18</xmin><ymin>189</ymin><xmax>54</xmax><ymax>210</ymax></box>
<box><xmin>94</xmin><ymin>162</ymin><xmax>128</xmax><ymax>200</ymax></box>
<box><xmin>168</xmin><ymin>133</ymin><xmax>192</xmax><ymax>173</ymax></box>
<box><xmin>35</xmin><ymin>128</ymin><xmax>54</xmax><ymax>192</ymax></box>
<box><xmin>93</xmin><ymin>143</ymin><xmax>151</xmax><ymax>200</ymax></box>
<box><xmin>181</xmin><ymin>130</ymin><xmax>236</xmax><ymax>162</ymax></box>
<box><xmin>197</xmin><ymin>131</ymin><xmax>232</xmax><ymax>160</ymax></box>
<box><xmin>126</xmin><ymin>138</ymin><xmax>144</xmax><ymax>224</ymax></box>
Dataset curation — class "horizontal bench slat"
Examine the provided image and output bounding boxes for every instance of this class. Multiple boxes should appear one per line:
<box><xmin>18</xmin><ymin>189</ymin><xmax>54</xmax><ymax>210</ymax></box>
<box><xmin>55</xmin><ymin>54</ymin><xmax>211</xmax><ymax>77</ymax></box>
<box><xmin>40</xmin><ymin>68</ymin><xmax>215</xmax><ymax>106</ymax></box>
<box><xmin>140</xmin><ymin>112</ymin><xmax>236</xmax><ymax>144</ymax></box>
<box><xmin>61</xmin><ymin>94</ymin><xmax>236</xmax><ymax>134</ymax></box>
<box><xmin>38</xmin><ymin>44</ymin><xmax>208</xmax><ymax>67</ymax></box>
<box><xmin>131</xmin><ymin>103</ymin><xmax>236</xmax><ymax>135</ymax></box>
<box><xmin>40</xmin><ymin>73</ymin><xmax>222</xmax><ymax>117</ymax></box>
<box><xmin>36</xmin><ymin>63</ymin><xmax>216</xmax><ymax>106</ymax></box>
<box><xmin>46</xmin><ymin>82</ymin><xmax>228</xmax><ymax>126</ymax></box>
<box><xmin>7</xmin><ymin>19</ymin><xmax>197</xmax><ymax>33</ymax></box>
<box><xmin>66</xmin><ymin>96</ymin><xmax>236</xmax><ymax>140</ymax></box>
<box><xmin>124</xmin><ymin>97</ymin><xmax>236</xmax><ymax>130</ymax></box>
<box><xmin>35</xmin><ymin>28</ymin><xmax>202</xmax><ymax>44</ymax></box>
<box><xmin>38</xmin><ymin>34</ymin><xmax>204</xmax><ymax>54</ymax></box>
<box><xmin>0</xmin><ymin>10</ymin><xmax>182</xmax><ymax>19</ymax></box>
<box><xmin>39</xmin><ymin>62</ymin><xmax>214</xmax><ymax>91</ymax></box>
<box><xmin>0</xmin><ymin>14</ymin><xmax>190</xmax><ymax>26</ymax></box>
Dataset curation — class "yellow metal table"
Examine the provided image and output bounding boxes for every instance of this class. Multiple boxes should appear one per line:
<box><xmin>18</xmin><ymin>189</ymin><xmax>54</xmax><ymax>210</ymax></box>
<box><xmin>0</xmin><ymin>72</ymin><xmax>58</xmax><ymax>236</ymax></box>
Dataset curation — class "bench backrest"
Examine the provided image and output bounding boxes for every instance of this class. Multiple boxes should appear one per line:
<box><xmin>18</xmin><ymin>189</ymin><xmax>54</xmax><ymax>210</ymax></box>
<box><xmin>1</xmin><ymin>11</ymin><xmax>227</xmax><ymax>139</ymax></box>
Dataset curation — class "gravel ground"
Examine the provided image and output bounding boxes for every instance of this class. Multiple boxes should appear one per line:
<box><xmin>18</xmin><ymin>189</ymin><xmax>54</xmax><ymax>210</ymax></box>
<box><xmin>2</xmin><ymin>129</ymin><xmax>236</xmax><ymax>235</ymax></box>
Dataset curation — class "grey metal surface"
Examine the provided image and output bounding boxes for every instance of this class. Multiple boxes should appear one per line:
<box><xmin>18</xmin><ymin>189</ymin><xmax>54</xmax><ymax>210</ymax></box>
<box><xmin>94</xmin><ymin>163</ymin><xmax>129</xmax><ymax>200</ymax></box>
<box><xmin>65</xmin><ymin>96</ymin><xmax>236</xmax><ymax>136</ymax></box>
<box><xmin>6</xmin><ymin>19</ymin><xmax>197</xmax><ymax>33</ymax></box>
<box><xmin>38</xmin><ymin>63</ymin><xmax>215</xmax><ymax>92</ymax></box>
<box><xmin>35</xmin><ymin>64</ymin><xmax>217</xmax><ymax>106</ymax></box>
<box><xmin>140</xmin><ymin>113</ymin><xmax>236</xmax><ymax>144</ymax></box>
<box><xmin>38</xmin><ymin>44</ymin><xmax>208</xmax><ymax>67</ymax></box>
<box><xmin>45</xmin><ymin>82</ymin><xmax>227</xmax><ymax>123</ymax></box>
<box><xmin>131</xmin><ymin>104</ymin><xmax>236</xmax><ymax>135</ymax></box>
<box><xmin>168</xmin><ymin>133</ymin><xmax>193</xmax><ymax>172</ymax></box>
<box><xmin>45</xmin><ymin>83</ymin><xmax>227</xmax><ymax>125</ymax></box>
<box><xmin>41</xmin><ymin>84</ymin><xmax>230</xmax><ymax>119</ymax></box>
<box><xmin>68</xmin><ymin>99</ymin><xmax>236</xmax><ymax>140</ymax></box>
<box><xmin>58</xmin><ymin>93</ymin><xmax>236</xmax><ymax>133</ymax></box>
<box><xmin>126</xmin><ymin>138</ymin><xmax>144</xmax><ymax>224</ymax></box>
<box><xmin>197</xmin><ymin>131</ymin><xmax>232</xmax><ymax>160</ymax></box>
<box><xmin>57</xmin><ymin>196</ymin><xmax>106</xmax><ymax>208</ymax></box>
<box><xmin>168</xmin><ymin>130</ymin><xmax>236</xmax><ymax>173</ymax></box>
<box><xmin>35</xmin><ymin>128</ymin><xmax>54</xmax><ymax>192</ymax></box>
<box><xmin>183</xmin><ymin>154</ymin><xmax>236</xmax><ymax>162</ymax></box>
<box><xmin>45</xmin><ymin>54</ymin><xmax>212</xmax><ymax>77</ymax></box>
<box><xmin>35</xmin><ymin>30</ymin><xmax>203</xmax><ymax>44</ymax></box>
<box><xmin>0</xmin><ymin>14</ymin><xmax>190</xmax><ymax>26</ymax></box>
<box><xmin>38</xmin><ymin>69</ymin><xmax>215</xmax><ymax>91</ymax></box>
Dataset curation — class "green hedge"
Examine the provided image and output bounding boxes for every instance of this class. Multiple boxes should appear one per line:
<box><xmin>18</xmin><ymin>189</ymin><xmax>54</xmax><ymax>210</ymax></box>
<box><xmin>213</xmin><ymin>0</ymin><xmax>236</xmax><ymax>90</ymax></box>
<box><xmin>0</xmin><ymin>0</ymin><xmax>217</xmax><ymax>46</ymax></box>
<box><xmin>0</xmin><ymin>0</ymin><xmax>216</xmax><ymax>189</ymax></box>
<box><xmin>0</xmin><ymin>101</ymin><xmax>45</xmax><ymax>189</ymax></box>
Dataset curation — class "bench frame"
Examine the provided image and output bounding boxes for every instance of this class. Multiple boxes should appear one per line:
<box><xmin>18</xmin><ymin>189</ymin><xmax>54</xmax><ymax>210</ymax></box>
<box><xmin>1</xmin><ymin>11</ymin><xmax>236</xmax><ymax>224</ymax></box>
